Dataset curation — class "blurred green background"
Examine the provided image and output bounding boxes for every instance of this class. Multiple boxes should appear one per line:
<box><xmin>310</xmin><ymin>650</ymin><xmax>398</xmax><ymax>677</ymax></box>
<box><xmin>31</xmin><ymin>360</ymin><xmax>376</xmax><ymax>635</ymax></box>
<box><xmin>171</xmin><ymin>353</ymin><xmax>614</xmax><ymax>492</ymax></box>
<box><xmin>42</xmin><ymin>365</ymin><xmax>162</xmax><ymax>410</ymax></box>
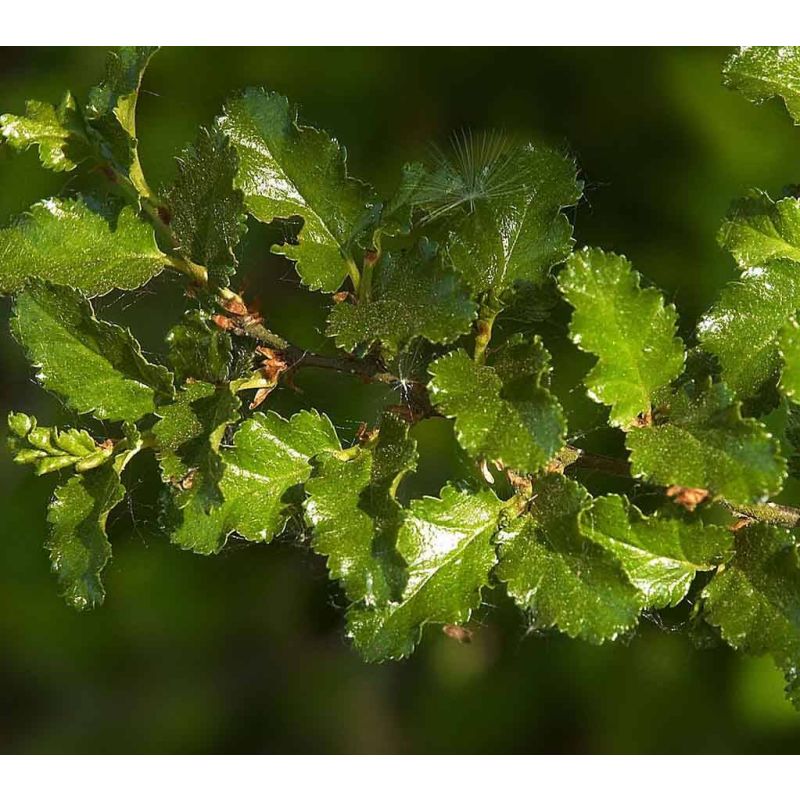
<box><xmin>2</xmin><ymin>46</ymin><xmax>800</xmax><ymax>754</ymax></box>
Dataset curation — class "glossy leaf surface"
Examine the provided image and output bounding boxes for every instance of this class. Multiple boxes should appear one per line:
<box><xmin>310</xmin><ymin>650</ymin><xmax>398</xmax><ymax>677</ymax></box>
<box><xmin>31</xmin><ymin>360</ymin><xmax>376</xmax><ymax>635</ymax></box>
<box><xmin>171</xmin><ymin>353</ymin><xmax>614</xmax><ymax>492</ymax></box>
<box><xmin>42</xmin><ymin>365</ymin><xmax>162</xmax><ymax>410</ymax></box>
<box><xmin>627</xmin><ymin>381</ymin><xmax>785</xmax><ymax>504</ymax></box>
<box><xmin>306</xmin><ymin>413</ymin><xmax>416</xmax><ymax>605</ymax></box>
<box><xmin>220</xmin><ymin>88</ymin><xmax>375</xmax><ymax>291</ymax></box>
<box><xmin>348</xmin><ymin>485</ymin><xmax>503</xmax><ymax>661</ymax></box>
<box><xmin>12</xmin><ymin>282</ymin><xmax>173</xmax><ymax>422</ymax></box>
<box><xmin>0</xmin><ymin>197</ymin><xmax>166</xmax><ymax>296</ymax></box>
<box><xmin>428</xmin><ymin>337</ymin><xmax>565</xmax><ymax>473</ymax></box>
<box><xmin>559</xmin><ymin>247</ymin><xmax>685</xmax><ymax>428</ymax></box>
<box><xmin>497</xmin><ymin>474</ymin><xmax>643</xmax><ymax>643</ymax></box>
<box><xmin>582</xmin><ymin>495</ymin><xmax>733</xmax><ymax>608</ymax></box>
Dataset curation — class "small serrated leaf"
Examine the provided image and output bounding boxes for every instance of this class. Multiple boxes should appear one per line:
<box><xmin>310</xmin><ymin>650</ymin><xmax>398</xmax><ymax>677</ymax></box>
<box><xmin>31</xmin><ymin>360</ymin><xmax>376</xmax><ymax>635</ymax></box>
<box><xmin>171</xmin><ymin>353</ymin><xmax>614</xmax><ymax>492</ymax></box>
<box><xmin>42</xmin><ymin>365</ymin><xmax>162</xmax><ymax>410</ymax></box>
<box><xmin>306</xmin><ymin>412</ymin><xmax>416</xmax><ymax>605</ymax></box>
<box><xmin>718</xmin><ymin>190</ymin><xmax>800</xmax><ymax>268</ymax></box>
<box><xmin>165</xmin><ymin>128</ymin><xmax>246</xmax><ymax>287</ymax></box>
<box><xmin>496</xmin><ymin>474</ymin><xmax>643</xmax><ymax>643</ymax></box>
<box><xmin>559</xmin><ymin>247</ymin><xmax>685</xmax><ymax>428</ymax></box>
<box><xmin>627</xmin><ymin>381</ymin><xmax>786</xmax><ymax>504</ymax></box>
<box><xmin>581</xmin><ymin>495</ymin><xmax>733</xmax><ymax>608</ymax></box>
<box><xmin>428</xmin><ymin>337</ymin><xmax>565</xmax><ymax>474</ymax></box>
<box><xmin>326</xmin><ymin>242</ymin><xmax>477</xmax><ymax>353</ymax></box>
<box><xmin>12</xmin><ymin>282</ymin><xmax>174</xmax><ymax>423</ymax></box>
<box><xmin>0</xmin><ymin>196</ymin><xmax>167</xmax><ymax>296</ymax></box>
<box><xmin>698</xmin><ymin>260</ymin><xmax>800</xmax><ymax>401</ymax></box>
<box><xmin>219</xmin><ymin>88</ymin><xmax>375</xmax><ymax>292</ymax></box>
<box><xmin>46</xmin><ymin>432</ymin><xmax>142</xmax><ymax>609</ymax></box>
<box><xmin>0</xmin><ymin>91</ymin><xmax>89</xmax><ymax>172</ymax></box>
<box><xmin>702</xmin><ymin>524</ymin><xmax>800</xmax><ymax>704</ymax></box>
<box><xmin>780</xmin><ymin>317</ymin><xmax>800</xmax><ymax>401</ymax></box>
<box><xmin>348</xmin><ymin>484</ymin><xmax>503</xmax><ymax>661</ymax></box>
<box><xmin>723</xmin><ymin>46</ymin><xmax>800</xmax><ymax>124</ymax></box>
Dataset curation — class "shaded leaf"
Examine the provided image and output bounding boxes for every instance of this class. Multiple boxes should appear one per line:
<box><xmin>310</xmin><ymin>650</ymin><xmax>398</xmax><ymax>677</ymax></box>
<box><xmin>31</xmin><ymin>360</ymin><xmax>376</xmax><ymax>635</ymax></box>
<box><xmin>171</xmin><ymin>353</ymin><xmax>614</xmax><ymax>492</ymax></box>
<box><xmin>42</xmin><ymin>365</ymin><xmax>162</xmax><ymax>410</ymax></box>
<box><xmin>153</xmin><ymin>382</ymin><xmax>241</xmax><ymax>554</ymax></box>
<box><xmin>702</xmin><ymin>524</ymin><xmax>800</xmax><ymax>707</ymax></box>
<box><xmin>165</xmin><ymin>127</ymin><xmax>246</xmax><ymax>287</ymax></box>
<box><xmin>428</xmin><ymin>337</ymin><xmax>565</xmax><ymax>474</ymax></box>
<box><xmin>12</xmin><ymin>282</ymin><xmax>173</xmax><ymax>423</ymax></box>
<box><xmin>627</xmin><ymin>381</ymin><xmax>786</xmax><ymax>504</ymax></box>
<box><xmin>411</xmin><ymin>136</ymin><xmax>581</xmax><ymax>293</ymax></box>
<box><xmin>0</xmin><ymin>196</ymin><xmax>167</xmax><ymax>296</ymax></box>
<box><xmin>780</xmin><ymin>318</ymin><xmax>800</xmax><ymax>401</ymax></box>
<box><xmin>723</xmin><ymin>46</ymin><xmax>800</xmax><ymax>124</ymax></box>
<box><xmin>326</xmin><ymin>241</ymin><xmax>477</xmax><ymax>353</ymax></box>
<box><xmin>348</xmin><ymin>485</ymin><xmax>503</xmax><ymax>661</ymax></box>
<box><xmin>496</xmin><ymin>474</ymin><xmax>643</xmax><ymax>643</ymax></box>
<box><xmin>45</xmin><ymin>426</ymin><xmax>142</xmax><ymax>609</ymax></box>
<box><xmin>559</xmin><ymin>247</ymin><xmax>685</xmax><ymax>428</ymax></box>
<box><xmin>581</xmin><ymin>494</ymin><xmax>733</xmax><ymax>608</ymax></box>
<box><xmin>306</xmin><ymin>412</ymin><xmax>416</xmax><ymax>605</ymax></box>
<box><xmin>167</xmin><ymin>310</ymin><xmax>232</xmax><ymax>385</ymax></box>
<box><xmin>219</xmin><ymin>88</ymin><xmax>375</xmax><ymax>291</ymax></box>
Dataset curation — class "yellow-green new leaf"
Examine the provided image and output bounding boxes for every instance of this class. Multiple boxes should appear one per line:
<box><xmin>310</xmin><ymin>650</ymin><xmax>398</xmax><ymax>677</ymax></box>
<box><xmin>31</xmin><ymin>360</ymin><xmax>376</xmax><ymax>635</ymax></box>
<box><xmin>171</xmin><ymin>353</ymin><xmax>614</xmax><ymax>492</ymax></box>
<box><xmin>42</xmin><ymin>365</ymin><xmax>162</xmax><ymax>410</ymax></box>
<box><xmin>428</xmin><ymin>337</ymin><xmax>566</xmax><ymax>474</ymax></box>
<box><xmin>348</xmin><ymin>485</ymin><xmax>503</xmax><ymax>661</ymax></box>
<box><xmin>723</xmin><ymin>46</ymin><xmax>800</xmax><ymax>124</ymax></box>
<box><xmin>0</xmin><ymin>196</ymin><xmax>167</xmax><ymax>296</ymax></box>
<box><xmin>219</xmin><ymin>88</ymin><xmax>375</xmax><ymax>292</ymax></box>
<box><xmin>306</xmin><ymin>413</ymin><xmax>416</xmax><ymax>606</ymax></box>
<box><xmin>7</xmin><ymin>412</ymin><xmax>112</xmax><ymax>476</ymax></box>
<box><xmin>12</xmin><ymin>282</ymin><xmax>174</xmax><ymax>423</ymax></box>
<box><xmin>0</xmin><ymin>92</ymin><xmax>89</xmax><ymax>172</ymax></box>
<box><xmin>627</xmin><ymin>381</ymin><xmax>786</xmax><ymax>504</ymax></box>
<box><xmin>581</xmin><ymin>495</ymin><xmax>733</xmax><ymax>608</ymax></box>
<box><xmin>559</xmin><ymin>248</ymin><xmax>685</xmax><ymax>428</ymax></box>
<box><xmin>496</xmin><ymin>474</ymin><xmax>644</xmax><ymax>643</ymax></box>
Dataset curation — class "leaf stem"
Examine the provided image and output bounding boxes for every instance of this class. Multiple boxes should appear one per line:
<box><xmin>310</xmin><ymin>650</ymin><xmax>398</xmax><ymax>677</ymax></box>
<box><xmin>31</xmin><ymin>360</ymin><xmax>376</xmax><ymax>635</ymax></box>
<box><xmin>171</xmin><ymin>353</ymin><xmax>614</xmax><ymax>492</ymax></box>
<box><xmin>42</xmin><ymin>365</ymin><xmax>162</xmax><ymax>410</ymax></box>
<box><xmin>474</xmin><ymin>293</ymin><xmax>501</xmax><ymax>364</ymax></box>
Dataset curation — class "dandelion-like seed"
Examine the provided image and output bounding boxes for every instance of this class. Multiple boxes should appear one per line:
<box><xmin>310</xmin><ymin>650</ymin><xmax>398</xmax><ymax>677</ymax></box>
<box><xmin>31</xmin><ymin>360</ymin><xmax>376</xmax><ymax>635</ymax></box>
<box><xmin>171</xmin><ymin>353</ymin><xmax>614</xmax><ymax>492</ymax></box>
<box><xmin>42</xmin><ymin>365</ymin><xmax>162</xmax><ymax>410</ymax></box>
<box><xmin>413</xmin><ymin>129</ymin><xmax>534</xmax><ymax>223</ymax></box>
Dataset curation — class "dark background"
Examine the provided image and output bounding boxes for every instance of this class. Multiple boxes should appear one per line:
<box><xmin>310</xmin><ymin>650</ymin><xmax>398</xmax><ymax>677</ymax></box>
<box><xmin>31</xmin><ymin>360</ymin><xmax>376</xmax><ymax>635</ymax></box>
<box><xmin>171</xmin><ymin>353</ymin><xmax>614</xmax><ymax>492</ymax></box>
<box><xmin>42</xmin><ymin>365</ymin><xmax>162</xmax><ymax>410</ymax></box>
<box><xmin>2</xmin><ymin>46</ymin><xmax>800</xmax><ymax>754</ymax></box>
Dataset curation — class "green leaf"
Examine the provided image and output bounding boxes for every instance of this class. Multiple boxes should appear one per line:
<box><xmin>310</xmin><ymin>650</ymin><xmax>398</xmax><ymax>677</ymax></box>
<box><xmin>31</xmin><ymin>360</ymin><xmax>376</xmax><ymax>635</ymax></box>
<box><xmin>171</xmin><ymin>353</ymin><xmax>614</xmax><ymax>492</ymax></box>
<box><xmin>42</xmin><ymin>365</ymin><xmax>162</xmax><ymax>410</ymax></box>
<box><xmin>7</xmin><ymin>411</ymin><xmax>112</xmax><ymax>476</ymax></box>
<box><xmin>222</xmin><ymin>409</ymin><xmax>340</xmax><ymax>543</ymax></box>
<box><xmin>781</xmin><ymin>318</ymin><xmax>800</xmax><ymax>401</ymax></box>
<box><xmin>165</xmin><ymin>128</ymin><xmax>246</xmax><ymax>287</ymax></box>
<box><xmin>718</xmin><ymin>191</ymin><xmax>800</xmax><ymax>268</ymax></box>
<box><xmin>306</xmin><ymin>412</ymin><xmax>416</xmax><ymax>605</ymax></box>
<box><xmin>697</xmin><ymin>260</ymin><xmax>800</xmax><ymax>400</ymax></box>
<box><xmin>702</xmin><ymin>524</ymin><xmax>800</xmax><ymax>706</ymax></box>
<box><xmin>326</xmin><ymin>241</ymin><xmax>477</xmax><ymax>353</ymax></box>
<box><xmin>12</xmin><ymin>282</ymin><xmax>174</xmax><ymax>423</ymax></box>
<box><xmin>723</xmin><ymin>46</ymin><xmax>800</xmax><ymax>124</ymax></box>
<box><xmin>0</xmin><ymin>92</ymin><xmax>89</xmax><ymax>172</ymax></box>
<box><xmin>154</xmin><ymin>382</ymin><xmax>241</xmax><ymax>554</ymax></box>
<box><xmin>166</xmin><ymin>310</ymin><xmax>233</xmax><ymax>385</ymax></box>
<box><xmin>413</xmin><ymin>136</ymin><xmax>581</xmax><ymax>293</ymax></box>
<box><xmin>558</xmin><ymin>247</ymin><xmax>685</xmax><ymax>427</ymax></box>
<box><xmin>0</xmin><ymin>196</ymin><xmax>167</xmax><ymax>296</ymax></box>
<box><xmin>45</xmin><ymin>427</ymin><xmax>142</xmax><ymax>610</ymax></box>
<box><xmin>219</xmin><ymin>88</ymin><xmax>375</xmax><ymax>291</ymax></box>
<box><xmin>581</xmin><ymin>495</ymin><xmax>733</xmax><ymax>608</ymax></box>
<box><xmin>627</xmin><ymin>381</ymin><xmax>786</xmax><ymax>504</ymax></box>
<box><xmin>428</xmin><ymin>337</ymin><xmax>566</xmax><ymax>473</ymax></box>
<box><xmin>84</xmin><ymin>46</ymin><xmax>158</xmax><ymax>186</ymax></box>
<box><xmin>348</xmin><ymin>484</ymin><xmax>503</xmax><ymax>661</ymax></box>
<box><xmin>496</xmin><ymin>474</ymin><xmax>643</xmax><ymax>643</ymax></box>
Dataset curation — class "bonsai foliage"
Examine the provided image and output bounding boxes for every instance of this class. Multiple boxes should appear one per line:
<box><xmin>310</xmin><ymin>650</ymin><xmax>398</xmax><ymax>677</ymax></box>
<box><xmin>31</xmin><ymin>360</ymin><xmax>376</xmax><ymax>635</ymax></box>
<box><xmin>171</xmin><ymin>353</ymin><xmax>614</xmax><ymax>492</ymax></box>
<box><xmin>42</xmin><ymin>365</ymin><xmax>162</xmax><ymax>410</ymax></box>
<box><xmin>4</xmin><ymin>46</ymin><xmax>800</xmax><ymax>704</ymax></box>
